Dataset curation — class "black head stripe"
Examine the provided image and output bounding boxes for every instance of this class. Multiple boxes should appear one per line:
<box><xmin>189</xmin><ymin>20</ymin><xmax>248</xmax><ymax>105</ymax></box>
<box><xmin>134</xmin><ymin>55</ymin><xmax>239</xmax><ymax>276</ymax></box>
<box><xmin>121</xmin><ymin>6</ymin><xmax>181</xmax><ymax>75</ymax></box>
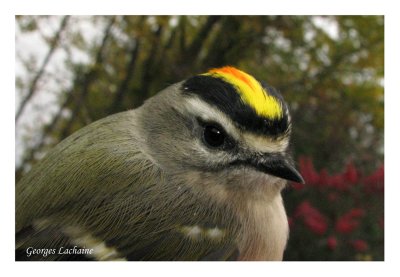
<box><xmin>182</xmin><ymin>75</ymin><xmax>289</xmax><ymax>137</ymax></box>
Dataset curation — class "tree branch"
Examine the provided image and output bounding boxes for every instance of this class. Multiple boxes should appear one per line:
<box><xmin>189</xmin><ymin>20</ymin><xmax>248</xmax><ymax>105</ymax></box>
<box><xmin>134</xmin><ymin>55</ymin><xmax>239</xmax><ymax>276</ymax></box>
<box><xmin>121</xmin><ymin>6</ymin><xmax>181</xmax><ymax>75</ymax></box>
<box><xmin>108</xmin><ymin>17</ymin><xmax>145</xmax><ymax>113</ymax></box>
<box><xmin>15</xmin><ymin>90</ymin><xmax>74</xmax><ymax>179</ymax></box>
<box><xmin>60</xmin><ymin>16</ymin><xmax>116</xmax><ymax>139</ymax></box>
<box><xmin>16</xmin><ymin>15</ymin><xmax>70</xmax><ymax>121</ymax></box>
<box><xmin>186</xmin><ymin>16</ymin><xmax>221</xmax><ymax>59</ymax></box>
<box><xmin>134</xmin><ymin>23</ymin><xmax>164</xmax><ymax>108</ymax></box>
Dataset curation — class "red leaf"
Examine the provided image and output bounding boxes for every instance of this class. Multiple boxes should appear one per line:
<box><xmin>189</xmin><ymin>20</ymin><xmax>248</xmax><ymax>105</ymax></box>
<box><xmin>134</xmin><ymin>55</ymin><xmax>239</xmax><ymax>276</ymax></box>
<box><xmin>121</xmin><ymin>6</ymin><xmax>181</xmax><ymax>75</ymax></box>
<box><xmin>344</xmin><ymin>161</ymin><xmax>358</xmax><ymax>184</ymax></box>
<box><xmin>350</xmin><ymin>240</ymin><xmax>369</xmax><ymax>252</ymax></box>
<box><xmin>327</xmin><ymin>236</ymin><xmax>338</xmax><ymax>250</ymax></box>
<box><xmin>335</xmin><ymin>208</ymin><xmax>366</xmax><ymax>234</ymax></box>
<box><xmin>294</xmin><ymin>201</ymin><xmax>328</xmax><ymax>235</ymax></box>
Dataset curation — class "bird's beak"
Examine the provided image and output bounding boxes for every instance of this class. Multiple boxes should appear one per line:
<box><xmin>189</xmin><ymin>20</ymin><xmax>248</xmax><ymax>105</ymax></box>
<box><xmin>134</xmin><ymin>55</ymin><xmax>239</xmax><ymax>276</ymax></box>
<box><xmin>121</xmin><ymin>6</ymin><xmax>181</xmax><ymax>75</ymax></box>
<box><xmin>249</xmin><ymin>153</ymin><xmax>305</xmax><ymax>184</ymax></box>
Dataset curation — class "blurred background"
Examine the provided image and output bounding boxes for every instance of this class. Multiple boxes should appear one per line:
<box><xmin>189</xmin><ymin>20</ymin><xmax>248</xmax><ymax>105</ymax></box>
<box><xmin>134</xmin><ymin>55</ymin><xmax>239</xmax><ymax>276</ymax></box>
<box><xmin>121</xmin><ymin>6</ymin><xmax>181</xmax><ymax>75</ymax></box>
<box><xmin>15</xmin><ymin>15</ymin><xmax>384</xmax><ymax>261</ymax></box>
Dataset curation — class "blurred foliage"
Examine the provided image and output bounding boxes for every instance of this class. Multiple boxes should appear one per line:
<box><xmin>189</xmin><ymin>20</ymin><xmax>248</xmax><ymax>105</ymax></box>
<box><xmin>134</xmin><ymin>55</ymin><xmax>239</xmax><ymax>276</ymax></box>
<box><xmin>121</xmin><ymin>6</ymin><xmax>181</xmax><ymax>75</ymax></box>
<box><xmin>284</xmin><ymin>157</ymin><xmax>384</xmax><ymax>261</ymax></box>
<box><xmin>15</xmin><ymin>15</ymin><xmax>384</xmax><ymax>260</ymax></box>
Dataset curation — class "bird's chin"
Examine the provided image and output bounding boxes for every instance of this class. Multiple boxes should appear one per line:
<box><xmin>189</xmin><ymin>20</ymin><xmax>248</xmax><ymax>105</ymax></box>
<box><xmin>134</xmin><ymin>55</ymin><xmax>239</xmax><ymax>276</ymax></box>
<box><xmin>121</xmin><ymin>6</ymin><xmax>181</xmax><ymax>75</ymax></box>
<box><xmin>202</xmin><ymin>166</ymin><xmax>287</xmax><ymax>202</ymax></box>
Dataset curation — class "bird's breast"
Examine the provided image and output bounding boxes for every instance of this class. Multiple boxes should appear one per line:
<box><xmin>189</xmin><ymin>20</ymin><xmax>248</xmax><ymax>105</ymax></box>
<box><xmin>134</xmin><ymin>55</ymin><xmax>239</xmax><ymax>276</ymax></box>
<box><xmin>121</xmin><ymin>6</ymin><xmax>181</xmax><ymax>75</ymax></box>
<box><xmin>236</xmin><ymin>194</ymin><xmax>289</xmax><ymax>261</ymax></box>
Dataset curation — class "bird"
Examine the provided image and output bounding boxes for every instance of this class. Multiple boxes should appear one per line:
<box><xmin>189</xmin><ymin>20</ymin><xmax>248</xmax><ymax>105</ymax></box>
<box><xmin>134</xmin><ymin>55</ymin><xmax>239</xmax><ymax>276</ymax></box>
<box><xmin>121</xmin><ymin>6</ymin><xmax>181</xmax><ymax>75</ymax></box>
<box><xmin>15</xmin><ymin>66</ymin><xmax>304</xmax><ymax>261</ymax></box>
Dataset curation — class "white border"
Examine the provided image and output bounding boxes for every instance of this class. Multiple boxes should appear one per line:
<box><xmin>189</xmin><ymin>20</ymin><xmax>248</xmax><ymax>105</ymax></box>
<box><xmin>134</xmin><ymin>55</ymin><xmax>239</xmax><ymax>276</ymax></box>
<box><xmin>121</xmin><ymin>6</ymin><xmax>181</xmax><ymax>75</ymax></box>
<box><xmin>9</xmin><ymin>0</ymin><xmax>387</xmax><ymax>15</ymax></box>
<box><xmin>3</xmin><ymin>1</ymin><xmax>399</xmax><ymax>277</ymax></box>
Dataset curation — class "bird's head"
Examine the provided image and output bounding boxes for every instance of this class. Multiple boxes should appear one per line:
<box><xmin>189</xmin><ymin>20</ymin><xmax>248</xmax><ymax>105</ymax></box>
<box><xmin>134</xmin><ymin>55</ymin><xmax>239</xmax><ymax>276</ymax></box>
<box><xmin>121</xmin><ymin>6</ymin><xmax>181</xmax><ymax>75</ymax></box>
<box><xmin>137</xmin><ymin>66</ymin><xmax>304</xmax><ymax>198</ymax></box>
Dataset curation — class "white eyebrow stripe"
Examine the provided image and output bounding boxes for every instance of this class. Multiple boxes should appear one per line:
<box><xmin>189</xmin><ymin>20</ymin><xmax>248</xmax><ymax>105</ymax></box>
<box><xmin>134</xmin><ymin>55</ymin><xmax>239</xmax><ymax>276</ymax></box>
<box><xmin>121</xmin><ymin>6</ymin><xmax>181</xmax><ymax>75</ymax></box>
<box><xmin>243</xmin><ymin>133</ymin><xmax>289</xmax><ymax>153</ymax></box>
<box><xmin>181</xmin><ymin>96</ymin><xmax>241</xmax><ymax>140</ymax></box>
<box><xmin>181</xmin><ymin>96</ymin><xmax>289</xmax><ymax>153</ymax></box>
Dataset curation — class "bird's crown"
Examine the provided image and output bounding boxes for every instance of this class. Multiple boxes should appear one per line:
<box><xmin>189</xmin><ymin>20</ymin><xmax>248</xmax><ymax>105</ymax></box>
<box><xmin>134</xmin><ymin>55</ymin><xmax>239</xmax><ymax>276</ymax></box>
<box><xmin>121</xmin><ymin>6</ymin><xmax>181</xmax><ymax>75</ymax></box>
<box><xmin>203</xmin><ymin>66</ymin><xmax>283</xmax><ymax>120</ymax></box>
<box><xmin>182</xmin><ymin>66</ymin><xmax>289</xmax><ymax>137</ymax></box>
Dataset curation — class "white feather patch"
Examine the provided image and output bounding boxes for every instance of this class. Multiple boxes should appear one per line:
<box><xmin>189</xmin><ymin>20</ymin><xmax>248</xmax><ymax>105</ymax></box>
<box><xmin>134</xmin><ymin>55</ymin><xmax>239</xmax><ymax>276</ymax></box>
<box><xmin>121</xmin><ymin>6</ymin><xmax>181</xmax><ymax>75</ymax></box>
<box><xmin>62</xmin><ymin>225</ymin><xmax>127</xmax><ymax>261</ymax></box>
<box><xmin>179</xmin><ymin>225</ymin><xmax>225</xmax><ymax>241</ymax></box>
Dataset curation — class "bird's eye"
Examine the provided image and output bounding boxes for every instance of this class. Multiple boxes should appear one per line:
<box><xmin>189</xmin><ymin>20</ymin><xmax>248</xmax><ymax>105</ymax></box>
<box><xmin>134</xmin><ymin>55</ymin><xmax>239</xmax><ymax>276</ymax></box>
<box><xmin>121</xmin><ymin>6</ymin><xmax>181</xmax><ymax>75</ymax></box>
<box><xmin>203</xmin><ymin>124</ymin><xmax>226</xmax><ymax>148</ymax></box>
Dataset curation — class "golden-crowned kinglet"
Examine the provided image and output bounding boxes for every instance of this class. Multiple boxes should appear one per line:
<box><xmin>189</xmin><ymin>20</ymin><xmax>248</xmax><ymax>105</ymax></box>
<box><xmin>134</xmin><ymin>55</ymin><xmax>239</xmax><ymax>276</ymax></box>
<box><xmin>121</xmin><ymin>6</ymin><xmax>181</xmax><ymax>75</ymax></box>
<box><xmin>16</xmin><ymin>66</ymin><xmax>304</xmax><ymax>261</ymax></box>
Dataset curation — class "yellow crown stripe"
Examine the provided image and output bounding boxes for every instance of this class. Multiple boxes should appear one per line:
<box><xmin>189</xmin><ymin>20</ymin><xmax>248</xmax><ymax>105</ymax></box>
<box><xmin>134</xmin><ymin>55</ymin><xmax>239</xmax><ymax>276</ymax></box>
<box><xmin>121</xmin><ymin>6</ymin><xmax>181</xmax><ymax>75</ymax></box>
<box><xmin>204</xmin><ymin>67</ymin><xmax>283</xmax><ymax>119</ymax></box>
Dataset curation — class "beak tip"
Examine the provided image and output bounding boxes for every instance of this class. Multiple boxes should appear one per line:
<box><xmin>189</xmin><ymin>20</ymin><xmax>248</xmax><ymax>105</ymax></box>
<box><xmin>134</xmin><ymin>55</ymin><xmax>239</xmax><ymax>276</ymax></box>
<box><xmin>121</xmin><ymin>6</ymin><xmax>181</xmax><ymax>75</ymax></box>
<box><xmin>287</xmin><ymin>171</ymin><xmax>305</xmax><ymax>184</ymax></box>
<box><xmin>245</xmin><ymin>154</ymin><xmax>305</xmax><ymax>184</ymax></box>
<box><xmin>270</xmin><ymin>166</ymin><xmax>305</xmax><ymax>184</ymax></box>
<box><xmin>295</xmin><ymin>175</ymin><xmax>306</xmax><ymax>184</ymax></box>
